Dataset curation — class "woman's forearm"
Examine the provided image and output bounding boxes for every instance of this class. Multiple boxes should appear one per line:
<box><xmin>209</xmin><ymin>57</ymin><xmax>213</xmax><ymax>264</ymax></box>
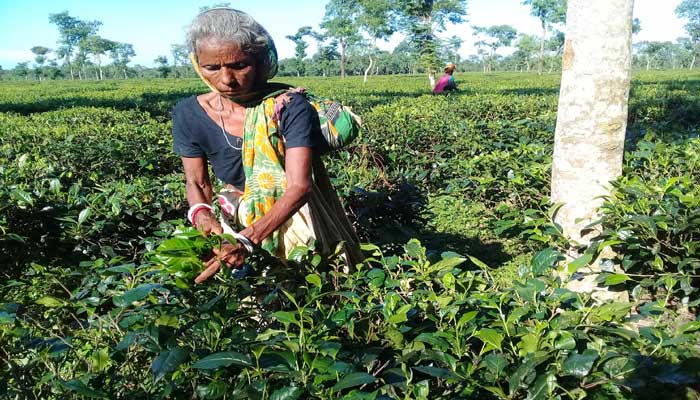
<box><xmin>181</xmin><ymin>157</ymin><xmax>214</xmax><ymax>207</ymax></box>
<box><xmin>240</xmin><ymin>147</ymin><xmax>313</xmax><ymax>247</ymax></box>
<box><xmin>240</xmin><ymin>183</ymin><xmax>310</xmax><ymax>246</ymax></box>
<box><xmin>185</xmin><ymin>179</ymin><xmax>214</xmax><ymax>206</ymax></box>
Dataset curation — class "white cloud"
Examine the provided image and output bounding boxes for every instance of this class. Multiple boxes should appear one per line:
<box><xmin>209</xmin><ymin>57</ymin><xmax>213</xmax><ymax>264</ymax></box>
<box><xmin>0</xmin><ymin>49</ymin><xmax>35</xmax><ymax>67</ymax></box>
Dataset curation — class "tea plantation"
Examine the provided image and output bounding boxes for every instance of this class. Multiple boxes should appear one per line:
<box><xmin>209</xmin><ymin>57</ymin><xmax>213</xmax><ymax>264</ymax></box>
<box><xmin>1</xmin><ymin>73</ymin><xmax>699</xmax><ymax>399</ymax></box>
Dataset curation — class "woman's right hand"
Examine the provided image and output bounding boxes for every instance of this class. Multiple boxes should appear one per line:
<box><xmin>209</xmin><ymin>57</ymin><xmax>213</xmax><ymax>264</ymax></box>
<box><xmin>195</xmin><ymin>210</ymin><xmax>223</xmax><ymax>236</ymax></box>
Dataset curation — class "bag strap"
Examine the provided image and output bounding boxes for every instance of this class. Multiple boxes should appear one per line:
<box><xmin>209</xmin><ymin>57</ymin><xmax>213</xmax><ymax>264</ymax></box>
<box><xmin>268</xmin><ymin>87</ymin><xmax>310</xmax><ymax>122</ymax></box>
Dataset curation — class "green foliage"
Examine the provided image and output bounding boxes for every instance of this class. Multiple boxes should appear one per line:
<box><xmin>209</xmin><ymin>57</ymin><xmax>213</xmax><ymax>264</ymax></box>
<box><xmin>522</xmin><ymin>0</ymin><xmax>567</xmax><ymax>27</ymax></box>
<box><xmin>394</xmin><ymin>0</ymin><xmax>468</xmax><ymax>79</ymax></box>
<box><xmin>676</xmin><ymin>0</ymin><xmax>700</xmax><ymax>45</ymax></box>
<box><xmin>594</xmin><ymin>134</ymin><xmax>700</xmax><ymax>302</ymax></box>
<box><xmin>1</xmin><ymin>72</ymin><xmax>700</xmax><ymax>398</ymax></box>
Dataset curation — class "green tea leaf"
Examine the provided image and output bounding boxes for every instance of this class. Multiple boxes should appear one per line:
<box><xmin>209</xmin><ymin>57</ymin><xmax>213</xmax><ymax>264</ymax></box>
<box><xmin>482</xmin><ymin>353</ymin><xmax>508</xmax><ymax>376</ymax></box>
<box><xmin>554</xmin><ymin>332</ymin><xmax>576</xmax><ymax>350</ymax></box>
<box><xmin>191</xmin><ymin>351</ymin><xmax>252</xmax><ymax>369</ymax></box>
<box><xmin>60</xmin><ymin>379</ymin><xmax>108</xmax><ymax>398</ymax></box>
<box><xmin>457</xmin><ymin>311</ymin><xmax>478</xmax><ymax>328</ymax></box>
<box><xmin>78</xmin><ymin>207</ymin><xmax>91</xmax><ymax>225</ymax></box>
<box><xmin>532</xmin><ymin>248</ymin><xmax>561</xmax><ymax>276</ymax></box>
<box><xmin>35</xmin><ymin>296</ymin><xmax>65</xmax><ymax>308</ymax></box>
<box><xmin>305</xmin><ymin>274</ymin><xmax>322</xmax><ymax>288</ymax></box>
<box><xmin>113</xmin><ymin>284</ymin><xmax>160</xmax><ymax>307</ymax></box>
<box><xmin>332</xmin><ymin>372</ymin><xmax>376</xmax><ymax>392</ymax></box>
<box><xmin>413</xmin><ymin>366</ymin><xmax>459</xmax><ymax>379</ymax></box>
<box><xmin>270</xmin><ymin>385</ymin><xmax>303</xmax><ymax>400</ymax></box>
<box><xmin>562</xmin><ymin>349</ymin><xmax>599</xmax><ymax>378</ymax></box>
<box><xmin>527</xmin><ymin>373</ymin><xmax>556</xmax><ymax>400</ymax></box>
<box><xmin>404</xmin><ymin>239</ymin><xmax>424</xmax><ymax>259</ymax></box>
<box><xmin>475</xmin><ymin>329</ymin><xmax>503</xmax><ymax>352</ymax></box>
<box><xmin>467</xmin><ymin>255</ymin><xmax>491</xmax><ymax>270</ymax></box>
<box><xmin>567</xmin><ymin>253</ymin><xmax>593</xmax><ymax>273</ymax></box>
<box><xmin>151</xmin><ymin>348</ymin><xmax>188</xmax><ymax>381</ymax></box>
<box><xmin>273</xmin><ymin>311</ymin><xmax>300</xmax><ymax>326</ymax></box>
<box><xmin>603</xmin><ymin>273</ymin><xmax>630</xmax><ymax>286</ymax></box>
<box><xmin>155</xmin><ymin>315</ymin><xmax>179</xmax><ymax>328</ymax></box>
<box><xmin>441</xmin><ymin>272</ymin><xmax>456</xmax><ymax>289</ymax></box>
<box><xmin>430</xmin><ymin>256</ymin><xmax>466</xmax><ymax>272</ymax></box>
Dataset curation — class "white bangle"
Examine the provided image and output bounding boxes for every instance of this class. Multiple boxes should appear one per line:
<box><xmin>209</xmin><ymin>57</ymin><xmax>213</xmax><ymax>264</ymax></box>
<box><xmin>187</xmin><ymin>203</ymin><xmax>214</xmax><ymax>225</ymax></box>
<box><xmin>231</xmin><ymin>232</ymin><xmax>256</xmax><ymax>254</ymax></box>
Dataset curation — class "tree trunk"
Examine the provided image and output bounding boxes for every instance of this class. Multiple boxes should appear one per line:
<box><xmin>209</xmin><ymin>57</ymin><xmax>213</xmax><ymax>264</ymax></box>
<box><xmin>690</xmin><ymin>54</ymin><xmax>696</xmax><ymax>70</ymax></box>
<box><xmin>551</xmin><ymin>0</ymin><xmax>634</xmax><ymax>299</ymax></box>
<box><xmin>339</xmin><ymin>40</ymin><xmax>346</xmax><ymax>79</ymax></box>
<box><xmin>538</xmin><ymin>20</ymin><xmax>547</xmax><ymax>75</ymax></box>
<box><xmin>646</xmin><ymin>56</ymin><xmax>650</xmax><ymax>70</ymax></box>
<box><xmin>124</xmin><ymin>68</ymin><xmax>127</xmax><ymax>79</ymax></box>
<box><xmin>363</xmin><ymin>54</ymin><xmax>374</xmax><ymax>83</ymax></box>
<box><xmin>428</xmin><ymin>70</ymin><xmax>435</xmax><ymax>88</ymax></box>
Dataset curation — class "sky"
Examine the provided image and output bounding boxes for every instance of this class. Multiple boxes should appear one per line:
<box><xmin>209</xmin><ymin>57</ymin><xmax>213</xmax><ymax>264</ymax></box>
<box><xmin>0</xmin><ymin>0</ymin><xmax>687</xmax><ymax>69</ymax></box>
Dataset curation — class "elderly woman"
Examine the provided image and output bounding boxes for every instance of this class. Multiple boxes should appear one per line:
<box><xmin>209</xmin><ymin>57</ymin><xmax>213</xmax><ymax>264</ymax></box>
<box><xmin>172</xmin><ymin>8</ymin><xmax>361</xmax><ymax>283</ymax></box>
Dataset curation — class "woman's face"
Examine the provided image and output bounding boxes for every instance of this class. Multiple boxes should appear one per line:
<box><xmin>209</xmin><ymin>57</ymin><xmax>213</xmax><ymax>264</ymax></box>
<box><xmin>196</xmin><ymin>39</ymin><xmax>258</xmax><ymax>97</ymax></box>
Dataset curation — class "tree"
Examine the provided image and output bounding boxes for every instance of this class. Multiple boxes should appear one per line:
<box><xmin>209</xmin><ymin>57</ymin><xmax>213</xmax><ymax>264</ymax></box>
<box><xmin>13</xmin><ymin>62</ymin><xmax>30</xmax><ymax>81</ymax></box>
<box><xmin>522</xmin><ymin>0</ymin><xmax>566</xmax><ymax>74</ymax></box>
<box><xmin>321</xmin><ymin>0</ymin><xmax>361</xmax><ymax>78</ymax></box>
<box><xmin>30</xmin><ymin>46</ymin><xmax>50</xmax><ymax>81</ymax></box>
<box><xmin>677</xmin><ymin>37</ymin><xmax>696</xmax><ymax>68</ymax></box>
<box><xmin>312</xmin><ymin>41</ymin><xmax>340</xmax><ymax>77</ymax></box>
<box><xmin>473</xmin><ymin>25</ymin><xmax>517</xmax><ymax>72</ymax></box>
<box><xmin>635</xmin><ymin>41</ymin><xmax>668</xmax><ymax>70</ymax></box>
<box><xmin>513</xmin><ymin>33</ymin><xmax>539</xmax><ymax>71</ymax></box>
<box><xmin>632</xmin><ymin>18</ymin><xmax>642</xmax><ymax>35</ymax></box>
<box><xmin>49</xmin><ymin>11</ymin><xmax>102</xmax><ymax>79</ymax></box>
<box><xmin>80</xmin><ymin>35</ymin><xmax>115</xmax><ymax>80</ymax></box>
<box><xmin>154</xmin><ymin>55</ymin><xmax>171</xmax><ymax>78</ymax></box>
<box><xmin>441</xmin><ymin>35</ymin><xmax>463</xmax><ymax>64</ymax></box>
<box><xmin>356</xmin><ymin>0</ymin><xmax>396</xmax><ymax>82</ymax></box>
<box><xmin>285</xmin><ymin>26</ymin><xmax>313</xmax><ymax>76</ymax></box>
<box><xmin>170</xmin><ymin>44</ymin><xmax>189</xmax><ymax>78</ymax></box>
<box><xmin>73</xmin><ymin>49</ymin><xmax>89</xmax><ymax>80</ymax></box>
<box><xmin>675</xmin><ymin>0</ymin><xmax>700</xmax><ymax>69</ymax></box>
<box><xmin>551</xmin><ymin>0</ymin><xmax>634</xmax><ymax>299</ymax></box>
<box><xmin>395</xmin><ymin>0</ymin><xmax>467</xmax><ymax>87</ymax></box>
<box><xmin>545</xmin><ymin>30</ymin><xmax>565</xmax><ymax>72</ymax></box>
<box><xmin>392</xmin><ymin>38</ymin><xmax>420</xmax><ymax>74</ymax></box>
<box><xmin>110</xmin><ymin>42</ymin><xmax>135</xmax><ymax>79</ymax></box>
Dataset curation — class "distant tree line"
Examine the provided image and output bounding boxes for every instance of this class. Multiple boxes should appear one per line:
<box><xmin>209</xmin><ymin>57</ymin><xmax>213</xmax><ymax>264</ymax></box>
<box><xmin>1</xmin><ymin>0</ymin><xmax>698</xmax><ymax>82</ymax></box>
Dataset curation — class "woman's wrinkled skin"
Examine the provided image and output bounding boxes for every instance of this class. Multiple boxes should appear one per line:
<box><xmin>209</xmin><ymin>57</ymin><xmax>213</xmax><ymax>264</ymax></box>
<box><xmin>180</xmin><ymin>38</ymin><xmax>314</xmax><ymax>283</ymax></box>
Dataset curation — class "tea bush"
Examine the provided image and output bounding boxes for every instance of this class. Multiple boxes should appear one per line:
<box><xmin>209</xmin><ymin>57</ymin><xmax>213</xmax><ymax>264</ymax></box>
<box><xmin>1</xmin><ymin>72</ymin><xmax>699</xmax><ymax>399</ymax></box>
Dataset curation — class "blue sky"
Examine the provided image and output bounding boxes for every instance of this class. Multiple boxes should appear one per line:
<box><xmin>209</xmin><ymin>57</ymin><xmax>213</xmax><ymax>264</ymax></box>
<box><xmin>0</xmin><ymin>0</ymin><xmax>686</xmax><ymax>68</ymax></box>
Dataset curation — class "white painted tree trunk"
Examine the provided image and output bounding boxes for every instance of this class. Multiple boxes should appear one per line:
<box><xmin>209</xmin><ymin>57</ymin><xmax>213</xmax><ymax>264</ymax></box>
<box><xmin>428</xmin><ymin>71</ymin><xmax>435</xmax><ymax>88</ymax></box>
<box><xmin>339</xmin><ymin>40</ymin><xmax>346</xmax><ymax>79</ymax></box>
<box><xmin>363</xmin><ymin>54</ymin><xmax>374</xmax><ymax>83</ymax></box>
<box><xmin>551</xmin><ymin>0</ymin><xmax>634</xmax><ymax>295</ymax></box>
<box><xmin>538</xmin><ymin>20</ymin><xmax>547</xmax><ymax>75</ymax></box>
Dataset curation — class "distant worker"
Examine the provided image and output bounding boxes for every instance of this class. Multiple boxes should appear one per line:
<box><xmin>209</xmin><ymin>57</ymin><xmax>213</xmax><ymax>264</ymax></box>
<box><xmin>433</xmin><ymin>63</ymin><xmax>458</xmax><ymax>94</ymax></box>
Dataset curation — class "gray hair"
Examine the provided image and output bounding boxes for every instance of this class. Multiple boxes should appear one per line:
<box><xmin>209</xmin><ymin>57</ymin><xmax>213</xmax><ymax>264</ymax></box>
<box><xmin>187</xmin><ymin>8</ymin><xmax>278</xmax><ymax>80</ymax></box>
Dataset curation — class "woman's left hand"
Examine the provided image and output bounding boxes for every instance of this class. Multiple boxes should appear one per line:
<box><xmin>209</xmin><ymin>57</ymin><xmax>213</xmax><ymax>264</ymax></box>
<box><xmin>195</xmin><ymin>242</ymin><xmax>248</xmax><ymax>283</ymax></box>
